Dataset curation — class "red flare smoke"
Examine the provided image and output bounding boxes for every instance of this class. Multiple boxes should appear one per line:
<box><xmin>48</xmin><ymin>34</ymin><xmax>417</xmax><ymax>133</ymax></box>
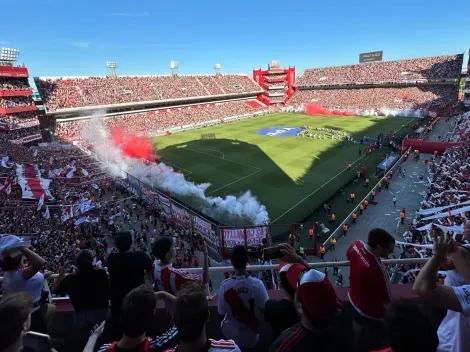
<box><xmin>304</xmin><ymin>102</ymin><xmax>356</xmax><ymax>116</ymax></box>
<box><xmin>110</xmin><ymin>128</ymin><xmax>159</xmax><ymax>161</ymax></box>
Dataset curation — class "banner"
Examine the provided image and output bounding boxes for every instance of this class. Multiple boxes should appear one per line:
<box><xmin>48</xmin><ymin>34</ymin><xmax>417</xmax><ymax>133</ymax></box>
<box><xmin>223</xmin><ymin>227</ymin><xmax>267</xmax><ymax>249</ymax></box>
<box><xmin>61</xmin><ymin>205</ymin><xmax>73</xmax><ymax>222</ymax></box>
<box><xmin>172</xmin><ymin>203</ymin><xmax>192</xmax><ymax>230</ymax></box>
<box><xmin>159</xmin><ymin>194</ymin><xmax>171</xmax><ymax>218</ymax></box>
<box><xmin>194</xmin><ymin>215</ymin><xmax>220</xmax><ymax>252</ymax></box>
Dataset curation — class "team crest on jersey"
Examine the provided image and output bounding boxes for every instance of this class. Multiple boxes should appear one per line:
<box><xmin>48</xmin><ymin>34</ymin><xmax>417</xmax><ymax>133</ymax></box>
<box><xmin>256</xmin><ymin>126</ymin><xmax>303</xmax><ymax>137</ymax></box>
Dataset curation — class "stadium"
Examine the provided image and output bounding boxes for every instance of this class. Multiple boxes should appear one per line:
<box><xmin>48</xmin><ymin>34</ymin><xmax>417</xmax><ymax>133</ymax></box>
<box><xmin>1</xmin><ymin>39</ymin><xmax>470</xmax><ymax>352</ymax></box>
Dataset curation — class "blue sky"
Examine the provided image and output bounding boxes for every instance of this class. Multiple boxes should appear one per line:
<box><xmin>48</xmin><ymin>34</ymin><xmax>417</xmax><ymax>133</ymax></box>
<box><xmin>1</xmin><ymin>0</ymin><xmax>468</xmax><ymax>80</ymax></box>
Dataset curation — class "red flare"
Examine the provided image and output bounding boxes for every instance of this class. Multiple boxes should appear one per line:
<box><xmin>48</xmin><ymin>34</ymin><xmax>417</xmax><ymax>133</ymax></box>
<box><xmin>110</xmin><ymin>128</ymin><xmax>159</xmax><ymax>161</ymax></box>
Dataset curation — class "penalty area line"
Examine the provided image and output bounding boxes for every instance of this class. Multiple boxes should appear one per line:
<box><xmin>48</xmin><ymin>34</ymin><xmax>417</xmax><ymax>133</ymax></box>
<box><xmin>162</xmin><ymin>162</ymin><xmax>193</xmax><ymax>175</ymax></box>
<box><xmin>271</xmin><ymin>153</ymin><xmax>368</xmax><ymax>224</ymax></box>
<box><xmin>186</xmin><ymin>149</ymin><xmax>262</xmax><ymax>171</ymax></box>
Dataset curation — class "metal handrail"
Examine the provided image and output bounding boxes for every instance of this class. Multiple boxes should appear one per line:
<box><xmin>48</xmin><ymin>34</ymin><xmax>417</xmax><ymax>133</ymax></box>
<box><xmin>0</xmin><ymin>257</ymin><xmax>430</xmax><ymax>282</ymax></box>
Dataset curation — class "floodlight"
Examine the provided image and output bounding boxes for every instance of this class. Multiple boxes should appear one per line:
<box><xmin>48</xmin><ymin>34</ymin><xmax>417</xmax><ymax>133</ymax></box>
<box><xmin>106</xmin><ymin>61</ymin><xmax>118</xmax><ymax>68</ymax></box>
<box><xmin>170</xmin><ymin>61</ymin><xmax>179</xmax><ymax>69</ymax></box>
<box><xmin>215</xmin><ymin>63</ymin><xmax>221</xmax><ymax>69</ymax></box>
<box><xmin>0</xmin><ymin>47</ymin><xmax>19</xmax><ymax>63</ymax></box>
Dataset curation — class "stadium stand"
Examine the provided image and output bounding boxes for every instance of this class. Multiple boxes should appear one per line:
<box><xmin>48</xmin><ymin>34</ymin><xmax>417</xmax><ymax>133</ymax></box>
<box><xmin>54</xmin><ymin>100</ymin><xmax>268</xmax><ymax>141</ymax></box>
<box><xmin>289</xmin><ymin>85</ymin><xmax>459</xmax><ymax>110</ymax></box>
<box><xmin>1</xmin><ymin>55</ymin><xmax>470</xmax><ymax>352</ymax></box>
<box><xmin>291</xmin><ymin>54</ymin><xmax>464</xmax><ymax>112</ymax></box>
<box><xmin>296</xmin><ymin>54</ymin><xmax>463</xmax><ymax>87</ymax></box>
<box><xmin>34</xmin><ymin>74</ymin><xmax>261</xmax><ymax>111</ymax></box>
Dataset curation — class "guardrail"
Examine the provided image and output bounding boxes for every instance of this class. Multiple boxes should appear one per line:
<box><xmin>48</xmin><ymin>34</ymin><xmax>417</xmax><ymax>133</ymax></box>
<box><xmin>0</xmin><ymin>257</ymin><xmax>430</xmax><ymax>283</ymax></box>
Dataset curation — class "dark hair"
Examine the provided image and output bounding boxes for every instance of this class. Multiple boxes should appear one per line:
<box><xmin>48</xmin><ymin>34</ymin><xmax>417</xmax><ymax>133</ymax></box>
<box><xmin>384</xmin><ymin>300</ymin><xmax>438</xmax><ymax>352</ymax></box>
<box><xmin>230</xmin><ymin>245</ymin><xmax>248</xmax><ymax>270</ymax></box>
<box><xmin>75</xmin><ymin>249</ymin><xmax>94</xmax><ymax>273</ymax></box>
<box><xmin>152</xmin><ymin>237</ymin><xmax>173</xmax><ymax>260</ymax></box>
<box><xmin>279</xmin><ymin>271</ymin><xmax>296</xmax><ymax>298</ymax></box>
<box><xmin>0</xmin><ymin>292</ymin><xmax>34</xmax><ymax>350</ymax></box>
<box><xmin>121</xmin><ymin>285</ymin><xmax>156</xmax><ymax>338</ymax></box>
<box><xmin>115</xmin><ymin>232</ymin><xmax>132</xmax><ymax>252</ymax></box>
<box><xmin>0</xmin><ymin>254</ymin><xmax>22</xmax><ymax>271</ymax></box>
<box><xmin>367</xmin><ymin>228</ymin><xmax>395</xmax><ymax>249</ymax></box>
<box><xmin>174</xmin><ymin>283</ymin><xmax>208</xmax><ymax>342</ymax></box>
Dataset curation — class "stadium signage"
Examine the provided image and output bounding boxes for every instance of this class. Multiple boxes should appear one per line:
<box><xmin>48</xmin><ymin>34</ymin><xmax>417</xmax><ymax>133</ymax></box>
<box><xmin>257</xmin><ymin>126</ymin><xmax>302</xmax><ymax>137</ymax></box>
<box><xmin>359</xmin><ymin>51</ymin><xmax>383</xmax><ymax>63</ymax></box>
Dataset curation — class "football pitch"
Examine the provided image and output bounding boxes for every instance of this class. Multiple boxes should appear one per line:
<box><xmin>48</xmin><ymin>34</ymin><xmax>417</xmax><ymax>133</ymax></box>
<box><xmin>153</xmin><ymin>113</ymin><xmax>414</xmax><ymax>233</ymax></box>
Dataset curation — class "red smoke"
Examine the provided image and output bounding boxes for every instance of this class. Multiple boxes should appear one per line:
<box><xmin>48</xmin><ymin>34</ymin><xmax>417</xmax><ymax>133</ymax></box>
<box><xmin>110</xmin><ymin>128</ymin><xmax>158</xmax><ymax>161</ymax></box>
<box><xmin>304</xmin><ymin>102</ymin><xmax>356</xmax><ymax>116</ymax></box>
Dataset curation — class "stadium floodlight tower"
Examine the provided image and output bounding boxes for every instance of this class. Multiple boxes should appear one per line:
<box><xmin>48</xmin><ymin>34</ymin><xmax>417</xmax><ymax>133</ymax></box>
<box><xmin>214</xmin><ymin>63</ymin><xmax>221</xmax><ymax>76</ymax></box>
<box><xmin>106</xmin><ymin>61</ymin><xmax>118</xmax><ymax>77</ymax></box>
<box><xmin>170</xmin><ymin>61</ymin><xmax>179</xmax><ymax>77</ymax></box>
<box><xmin>0</xmin><ymin>47</ymin><xmax>19</xmax><ymax>66</ymax></box>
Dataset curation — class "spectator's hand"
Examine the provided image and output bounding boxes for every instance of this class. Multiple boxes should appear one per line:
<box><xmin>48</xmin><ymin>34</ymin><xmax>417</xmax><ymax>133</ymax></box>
<box><xmin>279</xmin><ymin>243</ymin><xmax>302</xmax><ymax>263</ymax></box>
<box><xmin>90</xmin><ymin>321</ymin><xmax>105</xmax><ymax>337</ymax></box>
<box><xmin>431</xmin><ymin>226</ymin><xmax>456</xmax><ymax>258</ymax></box>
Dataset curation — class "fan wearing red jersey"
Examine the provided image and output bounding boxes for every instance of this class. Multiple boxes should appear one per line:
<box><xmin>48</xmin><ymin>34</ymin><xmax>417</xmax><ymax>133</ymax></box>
<box><xmin>152</xmin><ymin>237</ymin><xmax>209</xmax><ymax>295</ymax></box>
<box><xmin>164</xmin><ymin>283</ymin><xmax>241</xmax><ymax>352</ymax></box>
<box><xmin>346</xmin><ymin>228</ymin><xmax>395</xmax><ymax>352</ymax></box>
<box><xmin>346</xmin><ymin>229</ymin><xmax>395</xmax><ymax>320</ymax></box>
<box><xmin>217</xmin><ymin>246</ymin><xmax>269</xmax><ymax>349</ymax></box>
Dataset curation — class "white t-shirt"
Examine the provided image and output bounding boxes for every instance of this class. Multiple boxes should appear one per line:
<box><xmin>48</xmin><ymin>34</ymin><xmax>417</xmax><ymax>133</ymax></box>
<box><xmin>437</xmin><ymin>271</ymin><xmax>470</xmax><ymax>352</ymax></box>
<box><xmin>217</xmin><ymin>275</ymin><xmax>269</xmax><ymax>349</ymax></box>
<box><xmin>3</xmin><ymin>270</ymin><xmax>44</xmax><ymax>312</ymax></box>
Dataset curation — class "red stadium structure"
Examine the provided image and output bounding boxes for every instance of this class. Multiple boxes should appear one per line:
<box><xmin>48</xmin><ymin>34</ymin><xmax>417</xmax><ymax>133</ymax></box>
<box><xmin>464</xmin><ymin>48</ymin><xmax>470</xmax><ymax>107</ymax></box>
<box><xmin>253</xmin><ymin>60</ymin><xmax>295</xmax><ymax>106</ymax></box>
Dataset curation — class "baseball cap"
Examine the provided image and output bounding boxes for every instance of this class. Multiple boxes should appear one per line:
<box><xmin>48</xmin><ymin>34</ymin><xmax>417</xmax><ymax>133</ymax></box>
<box><xmin>0</xmin><ymin>235</ymin><xmax>30</xmax><ymax>259</ymax></box>
<box><xmin>279</xmin><ymin>262</ymin><xmax>338</xmax><ymax>319</ymax></box>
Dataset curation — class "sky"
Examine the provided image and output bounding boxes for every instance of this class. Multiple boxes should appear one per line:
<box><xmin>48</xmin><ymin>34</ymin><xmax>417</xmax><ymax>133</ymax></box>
<box><xmin>1</xmin><ymin>0</ymin><xmax>469</xmax><ymax>82</ymax></box>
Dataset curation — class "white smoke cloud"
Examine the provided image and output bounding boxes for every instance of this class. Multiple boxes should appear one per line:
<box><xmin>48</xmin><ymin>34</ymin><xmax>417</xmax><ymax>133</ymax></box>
<box><xmin>81</xmin><ymin>118</ymin><xmax>269</xmax><ymax>225</ymax></box>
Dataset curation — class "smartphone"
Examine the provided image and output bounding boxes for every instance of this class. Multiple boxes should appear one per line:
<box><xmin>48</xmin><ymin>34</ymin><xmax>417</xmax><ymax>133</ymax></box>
<box><xmin>23</xmin><ymin>331</ymin><xmax>51</xmax><ymax>352</ymax></box>
<box><xmin>263</xmin><ymin>246</ymin><xmax>283</xmax><ymax>261</ymax></box>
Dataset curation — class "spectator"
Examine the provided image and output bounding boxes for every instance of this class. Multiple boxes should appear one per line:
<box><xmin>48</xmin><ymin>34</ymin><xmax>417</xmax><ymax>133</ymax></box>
<box><xmin>152</xmin><ymin>236</ymin><xmax>209</xmax><ymax>296</ymax></box>
<box><xmin>89</xmin><ymin>286</ymin><xmax>179</xmax><ymax>352</ymax></box>
<box><xmin>0</xmin><ymin>236</ymin><xmax>55</xmax><ymax>334</ymax></box>
<box><xmin>378</xmin><ymin>300</ymin><xmax>439</xmax><ymax>352</ymax></box>
<box><xmin>217</xmin><ymin>245</ymin><xmax>269</xmax><ymax>349</ymax></box>
<box><xmin>0</xmin><ymin>292</ymin><xmax>34</xmax><ymax>352</ymax></box>
<box><xmin>52</xmin><ymin>249</ymin><xmax>110</xmax><ymax>330</ymax></box>
<box><xmin>165</xmin><ymin>283</ymin><xmax>241</xmax><ymax>352</ymax></box>
<box><xmin>107</xmin><ymin>232</ymin><xmax>153</xmax><ymax>329</ymax></box>
<box><xmin>270</xmin><ymin>244</ymin><xmax>354</xmax><ymax>352</ymax></box>
<box><xmin>413</xmin><ymin>226</ymin><xmax>470</xmax><ymax>352</ymax></box>
<box><xmin>346</xmin><ymin>228</ymin><xmax>395</xmax><ymax>351</ymax></box>
<box><xmin>263</xmin><ymin>262</ymin><xmax>300</xmax><ymax>341</ymax></box>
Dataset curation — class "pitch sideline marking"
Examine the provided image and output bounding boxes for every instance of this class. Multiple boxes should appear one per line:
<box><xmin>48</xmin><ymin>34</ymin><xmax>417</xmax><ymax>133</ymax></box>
<box><xmin>271</xmin><ymin>154</ymin><xmax>368</xmax><ymax>223</ymax></box>
<box><xmin>184</xmin><ymin>148</ymin><xmax>263</xmax><ymax>195</ymax></box>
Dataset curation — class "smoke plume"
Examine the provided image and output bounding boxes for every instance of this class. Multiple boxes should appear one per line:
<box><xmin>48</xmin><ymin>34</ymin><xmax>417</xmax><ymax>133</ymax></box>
<box><xmin>82</xmin><ymin>119</ymin><xmax>269</xmax><ymax>225</ymax></box>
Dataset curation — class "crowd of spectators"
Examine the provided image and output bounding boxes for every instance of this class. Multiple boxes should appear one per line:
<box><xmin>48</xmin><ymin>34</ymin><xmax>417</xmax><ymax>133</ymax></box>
<box><xmin>396</xmin><ymin>113</ymin><xmax>470</xmax><ymax>288</ymax></box>
<box><xmin>296</xmin><ymin>54</ymin><xmax>464</xmax><ymax>87</ymax></box>
<box><xmin>35</xmin><ymin>74</ymin><xmax>261</xmax><ymax>111</ymax></box>
<box><xmin>0</xmin><ymin>78</ymin><xmax>30</xmax><ymax>91</ymax></box>
<box><xmin>54</xmin><ymin>100</ymin><xmax>267</xmax><ymax>141</ymax></box>
<box><xmin>0</xmin><ymin>96</ymin><xmax>35</xmax><ymax>108</ymax></box>
<box><xmin>289</xmin><ymin>85</ymin><xmax>459</xmax><ymax>110</ymax></box>
<box><xmin>0</xmin><ymin>112</ymin><xmax>39</xmax><ymax>129</ymax></box>
<box><xmin>263</xmin><ymin>74</ymin><xmax>286</xmax><ymax>80</ymax></box>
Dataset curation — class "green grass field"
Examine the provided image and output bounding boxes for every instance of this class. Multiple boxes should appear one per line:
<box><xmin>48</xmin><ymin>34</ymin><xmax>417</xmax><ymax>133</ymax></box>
<box><xmin>153</xmin><ymin>113</ymin><xmax>414</xmax><ymax>234</ymax></box>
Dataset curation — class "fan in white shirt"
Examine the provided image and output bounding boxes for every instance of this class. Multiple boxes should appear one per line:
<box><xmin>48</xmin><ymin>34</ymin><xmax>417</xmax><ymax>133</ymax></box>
<box><xmin>217</xmin><ymin>246</ymin><xmax>269</xmax><ymax>349</ymax></box>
